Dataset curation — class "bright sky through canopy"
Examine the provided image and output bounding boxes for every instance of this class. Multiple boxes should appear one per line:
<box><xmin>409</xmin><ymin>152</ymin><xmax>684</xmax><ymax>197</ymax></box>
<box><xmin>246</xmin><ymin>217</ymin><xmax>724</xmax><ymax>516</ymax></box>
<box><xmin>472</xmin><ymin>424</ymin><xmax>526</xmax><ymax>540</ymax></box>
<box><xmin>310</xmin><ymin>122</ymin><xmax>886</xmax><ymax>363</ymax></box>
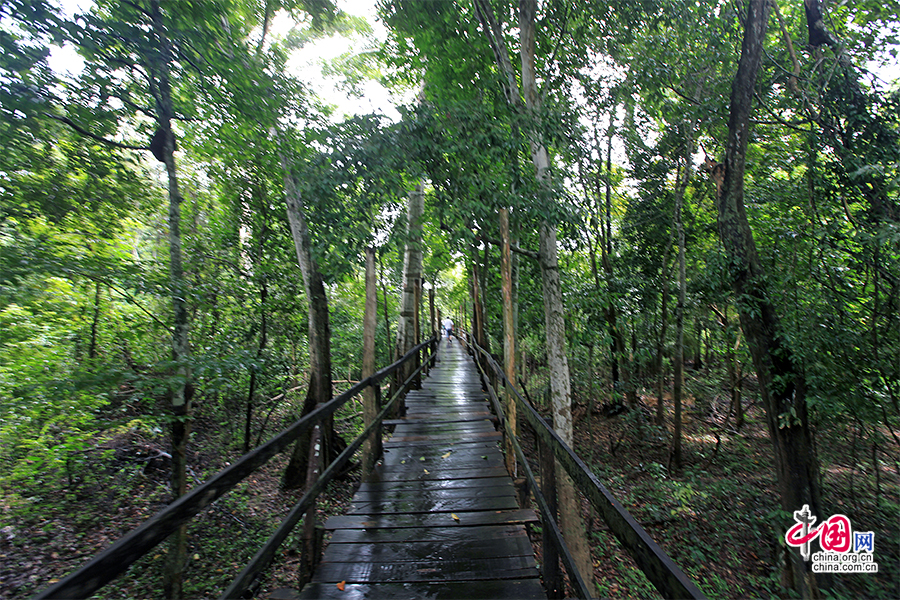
<box><xmin>48</xmin><ymin>0</ymin><xmax>403</xmax><ymax>120</ymax></box>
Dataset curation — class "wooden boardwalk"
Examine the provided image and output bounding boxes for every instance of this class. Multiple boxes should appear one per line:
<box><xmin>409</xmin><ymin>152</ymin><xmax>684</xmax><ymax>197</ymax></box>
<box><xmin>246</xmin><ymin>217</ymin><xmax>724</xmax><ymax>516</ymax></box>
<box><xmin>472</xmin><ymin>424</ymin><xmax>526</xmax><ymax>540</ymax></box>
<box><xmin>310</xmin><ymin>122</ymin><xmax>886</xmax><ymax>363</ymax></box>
<box><xmin>297</xmin><ymin>340</ymin><xmax>545</xmax><ymax>599</ymax></box>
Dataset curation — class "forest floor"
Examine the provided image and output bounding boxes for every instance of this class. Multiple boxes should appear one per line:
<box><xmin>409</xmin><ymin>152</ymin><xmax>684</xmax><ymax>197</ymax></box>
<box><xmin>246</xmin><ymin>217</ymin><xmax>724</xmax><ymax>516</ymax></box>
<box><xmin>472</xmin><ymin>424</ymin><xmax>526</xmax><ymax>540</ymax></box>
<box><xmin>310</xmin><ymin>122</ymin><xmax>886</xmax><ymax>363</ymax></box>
<box><xmin>553</xmin><ymin>378</ymin><xmax>900</xmax><ymax>600</ymax></box>
<box><xmin>1</xmin><ymin>374</ymin><xmax>897</xmax><ymax>599</ymax></box>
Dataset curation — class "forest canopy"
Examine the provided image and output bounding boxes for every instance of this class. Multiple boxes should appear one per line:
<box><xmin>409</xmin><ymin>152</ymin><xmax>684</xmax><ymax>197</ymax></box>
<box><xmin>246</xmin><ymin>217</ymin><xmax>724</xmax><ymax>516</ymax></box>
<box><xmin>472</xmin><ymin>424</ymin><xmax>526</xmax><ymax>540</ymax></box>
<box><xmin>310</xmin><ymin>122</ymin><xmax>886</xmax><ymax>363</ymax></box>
<box><xmin>1</xmin><ymin>0</ymin><xmax>898</xmax><ymax>598</ymax></box>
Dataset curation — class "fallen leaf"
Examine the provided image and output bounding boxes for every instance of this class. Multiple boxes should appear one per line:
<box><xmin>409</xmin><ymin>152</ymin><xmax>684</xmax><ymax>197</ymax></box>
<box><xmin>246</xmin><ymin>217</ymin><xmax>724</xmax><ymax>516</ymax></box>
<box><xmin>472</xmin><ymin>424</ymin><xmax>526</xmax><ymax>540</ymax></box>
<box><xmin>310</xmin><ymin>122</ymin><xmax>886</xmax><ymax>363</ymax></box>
<box><xmin>441</xmin><ymin>451</ymin><xmax>452</xmax><ymax>459</ymax></box>
<box><xmin>451</xmin><ymin>513</ymin><xmax>460</xmax><ymax>522</ymax></box>
<box><xmin>337</xmin><ymin>581</ymin><xmax>346</xmax><ymax>591</ymax></box>
<box><xmin>481</xmin><ymin>455</ymin><xmax>488</xmax><ymax>459</ymax></box>
<box><xmin>423</xmin><ymin>468</ymin><xmax>429</xmax><ymax>474</ymax></box>
<box><xmin>419</xmin><ymin>456</ymin><xmax>426</xmax><ymax>461</ymax></box>
<box><xmin>401</xmin><ymin>460</ymin><xmax>406</xmax><ymax>464</ymax></box>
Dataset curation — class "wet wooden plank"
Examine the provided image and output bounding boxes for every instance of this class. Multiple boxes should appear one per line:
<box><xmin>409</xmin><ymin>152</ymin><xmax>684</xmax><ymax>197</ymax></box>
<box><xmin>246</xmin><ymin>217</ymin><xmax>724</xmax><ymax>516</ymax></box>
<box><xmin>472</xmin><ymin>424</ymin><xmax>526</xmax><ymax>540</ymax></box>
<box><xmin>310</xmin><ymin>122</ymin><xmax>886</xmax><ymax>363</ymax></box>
<box><xmin>380</xmin><ymin>452</ymin><xmax>503</xmax><ymax>469</ymax></box>
<box><xmin>389</xmin><ymin>425</ymin><xmax>496</xmax><ymax>437</ymax></box>
<box><xmin>382</xmin><ymin>438</ymin><xmax>501</xmax><ymax>449</ymax></box>
<box><xmin>400</xmin><ymin>412</ymin><xmax>492</xmax><ymax>421</ymax></box>
<box><xmin>312</xmin><ymin>555</ymin><xmax>537</xmax><ymax>583</ymax></box>
<box><xmin>382</xmin><ymin>444</ymin><xmax>502</xmax><ymax>458</ymax></box>
<box><xmin>351</xmin><ymin>486</ymin><xmax>515</xmax><ymax>506</ymax></box>
<box><xmin>356</xmin><ymin>476</ymin><xmax>514</xmax><ymax>493</ymax></box>
<box><xmin>366</xmin><ymin>466</ymin><xmax>509</xmax><ymax>483</ymax></box>
<box><xmin>382</xmin><ymin>416</ymin><xmax>496</xmax><ymax>426</ymax></box>
<box><xmin>296</xmin><ymin>579</ymin><xmax>546</xmax><ymax>600</ymax></box>
<box><xmin>325</xmin><ymin>508</ymin><xmax>538</xmax><ymax>530</ymax></box>
<box><xmin>347</xmin><ymin>495</ymin><xmax>518</xmax><ymax>515</ymax></box>
<box><xmin>386</xmin><ymin>431</ymin><xmax>501</xmax><ymax>443</ymax></box>
<box><xmin>320</xmin><ymin>535</ymin><xmax>535</xmax><ymax>563</ymax></box>
<box><xmin>393</xmin><ymin>419</ymin><xmax>494</xmax><ymax>427</ymax></box>
<box><xmin>401</xmin><ymin>405</ymin><xmax>490</xmax><ymax>413</ymax></box>
<box><xmin>326</xmin><ymin>524</ymin><xmax>529</xmax><ymax>545</ymax></box>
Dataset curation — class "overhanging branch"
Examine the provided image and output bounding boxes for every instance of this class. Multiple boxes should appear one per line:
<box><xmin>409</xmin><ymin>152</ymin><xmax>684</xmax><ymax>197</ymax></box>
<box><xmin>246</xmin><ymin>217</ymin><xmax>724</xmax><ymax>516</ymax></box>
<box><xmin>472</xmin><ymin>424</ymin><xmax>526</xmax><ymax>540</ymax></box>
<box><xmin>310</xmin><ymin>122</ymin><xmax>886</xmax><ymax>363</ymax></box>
<box><xmin>44</xmin><ymin>113</ymin><xmax>149</xmax><ymax>152</ymax></box>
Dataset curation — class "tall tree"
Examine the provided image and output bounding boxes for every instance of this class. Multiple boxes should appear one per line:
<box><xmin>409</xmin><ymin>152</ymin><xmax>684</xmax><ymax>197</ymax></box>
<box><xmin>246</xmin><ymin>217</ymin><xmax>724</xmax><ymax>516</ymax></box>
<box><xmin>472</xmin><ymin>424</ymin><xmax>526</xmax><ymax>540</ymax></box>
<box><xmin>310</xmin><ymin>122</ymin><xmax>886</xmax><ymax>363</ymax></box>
<box><xmin>394</xmin><ymin>181</ymin><xmax>426</xmax><ymax>390</ymax></box>
<box><xmin>716</xmin><ymin>1</ymin><xmax>824</xmax><ymax>595</ymax></box>
<box><xmin>473</xmin><ymin>0</ymin><xmax>593</xmax><ymax>582</ymax></box>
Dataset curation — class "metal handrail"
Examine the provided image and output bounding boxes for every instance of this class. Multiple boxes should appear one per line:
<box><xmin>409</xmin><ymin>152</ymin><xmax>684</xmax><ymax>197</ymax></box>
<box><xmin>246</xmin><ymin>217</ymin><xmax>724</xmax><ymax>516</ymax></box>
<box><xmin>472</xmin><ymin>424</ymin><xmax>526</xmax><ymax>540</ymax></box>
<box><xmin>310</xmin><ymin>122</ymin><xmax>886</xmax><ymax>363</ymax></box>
<box><xmin>34</xmin><ymin>338</ymin><xmax>438</xmax><ymax>600</ymax></box>
<box><xmin>465</xmin><ymin>337</ymin><xmax>707</xmax><ymax>600</ymax></box>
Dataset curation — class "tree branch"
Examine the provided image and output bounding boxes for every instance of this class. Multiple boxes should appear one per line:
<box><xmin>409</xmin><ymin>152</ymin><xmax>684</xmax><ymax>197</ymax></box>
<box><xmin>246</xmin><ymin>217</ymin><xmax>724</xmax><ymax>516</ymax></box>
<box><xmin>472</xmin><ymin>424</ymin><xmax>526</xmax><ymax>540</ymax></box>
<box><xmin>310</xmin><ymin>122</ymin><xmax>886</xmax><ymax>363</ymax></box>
<box><xmin>44</xmin><ymin>113</ymin><xmax>149</xmax><ymax>151</ymax></box>
<box><xmin>771</xmin><ymin>0</ymin><xmax>800</xmax><ymax>93</ymax></box>
<box><xmin>478</xmin><ymin>234</ymin><xmax>539</xmax><ymax>260</ymax></box>
<box><xmin>119</xmin><ymin>0</ymin><xmax>152</xmax><ymax>18</ymax></box>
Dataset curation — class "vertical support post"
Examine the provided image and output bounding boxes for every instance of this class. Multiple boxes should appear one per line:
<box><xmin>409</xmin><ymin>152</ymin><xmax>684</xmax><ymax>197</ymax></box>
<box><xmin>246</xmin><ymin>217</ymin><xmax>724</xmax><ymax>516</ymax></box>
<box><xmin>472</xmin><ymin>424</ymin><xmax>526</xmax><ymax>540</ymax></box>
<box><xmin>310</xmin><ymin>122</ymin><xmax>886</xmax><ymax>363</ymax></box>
<box><xmin>539</xmin><ymin>437</ymin><xmax>562</xmax><ymax>599</ymax></box>
<box><xmin>413</xmin><ymin>277</ymin><xmax>422</xmax><ymax>388</ymax></box>
<box><xmin>429</xmin><ymin>285</ymin><xmax>436</xmax><ymax>342</ymax></box>
<box><xmin>298</xmin><ymin>423</ymin><xmax>323</xmax><ymax>587</ymax></box>
<box><xmin>362</xmin><ymin>247</ymin><xmax>379</xmax><ymax>480</ymax></box>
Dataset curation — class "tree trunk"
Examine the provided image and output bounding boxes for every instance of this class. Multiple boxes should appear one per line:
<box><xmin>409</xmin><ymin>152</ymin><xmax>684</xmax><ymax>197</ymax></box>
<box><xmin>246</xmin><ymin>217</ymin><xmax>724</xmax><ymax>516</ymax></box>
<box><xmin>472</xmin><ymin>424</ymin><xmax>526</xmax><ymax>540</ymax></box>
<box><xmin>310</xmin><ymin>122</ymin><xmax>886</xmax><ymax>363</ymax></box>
<box><xmin>244</xmin><ymin>280</ymin><xmax>268</xmax><ymax>454</ymax></box>
<box><xmin>395</xmin><ymin>183</ymin><xmax>425</xmax><ymax>401</ymax></box>
<box><xmin>361</xmin><ymin>247</ymin><xmax>379</xmax><ymax>480</ymax></box>
<box><xmin>718</xmin><ymin>1</ymin><xmax>824</xmax><ymax>595</ymax></box>
<box><xmin>656</xmin><ymin>273</ymin><xmax>669</xmax><ymax>427</ymax></box>
<box><xmin>429</xmin><ymin>283</ymin><xmax>436</xmax><ymax>340</ymax></box>
<box><xmin>673</xmin><ymin>159</ymin><xmax>687</xmax><ymax>470</ymax></box>
<box><xmin>470</xmin><ymin>253</ymin><xmax>486</xmax><ymax>354</ymax></box>
<box><xmin>600</xmin><ymin>125</ymin><xmax>636</xmax><ymax>408</ymax></box>
<box><xmin>413</xmin><ymin>275</ymin><xmax>421</xmax><ymax>387</ymax></box>
<box><xmin>148</xmin><ymin>3</ymin><xmax>192</xmax><ymax>597</ymax></box>
<box><xmin>500</xmin><ymin>207</ymin><xmax>517</xmax><ymax>476</ymax></box>
<box><xmin>378</xmin><ymin>252</ymin><xmax>391</xmax><ymax>361</ymax></box>
<box><xmin>474</xmin><ymin>0</ymin><xmax>592</xmax><ymax>580</ymax></box>
<box><xmin>694</xmin><ymin>316</ymin><xmax>703</xmax><ymax>370</ymax></box>
<box><xmin>88</xmin><ymin>281</ymin><xmax>101</xmax><ymax>360</ymax></box>
<box><xmin>279</xmin><ymin>153</ymin><xmax>333</xmax><ymax>490</ymax></box>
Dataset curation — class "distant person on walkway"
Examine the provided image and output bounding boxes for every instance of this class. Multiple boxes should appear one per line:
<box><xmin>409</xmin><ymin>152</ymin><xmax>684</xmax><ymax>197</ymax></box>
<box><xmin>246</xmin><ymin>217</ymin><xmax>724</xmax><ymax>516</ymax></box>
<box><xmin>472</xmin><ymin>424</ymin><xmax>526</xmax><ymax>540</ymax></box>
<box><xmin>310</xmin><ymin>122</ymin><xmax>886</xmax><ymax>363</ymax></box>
<box><xmin>441</xmin><ymin>317</ymin><xmax>454</xmax><ymax>341</ymax></box>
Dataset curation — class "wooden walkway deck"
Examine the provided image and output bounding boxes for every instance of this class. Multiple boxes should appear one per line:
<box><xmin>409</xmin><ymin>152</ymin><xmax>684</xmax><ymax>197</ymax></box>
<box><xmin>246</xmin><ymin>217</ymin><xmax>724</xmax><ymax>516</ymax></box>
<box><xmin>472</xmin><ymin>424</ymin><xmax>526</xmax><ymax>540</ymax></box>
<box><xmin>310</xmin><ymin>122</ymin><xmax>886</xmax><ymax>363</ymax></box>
<box><xmin>297</xmin><ymin>340</ymin><xmax>545</xmax><ymax>599</ymax></box>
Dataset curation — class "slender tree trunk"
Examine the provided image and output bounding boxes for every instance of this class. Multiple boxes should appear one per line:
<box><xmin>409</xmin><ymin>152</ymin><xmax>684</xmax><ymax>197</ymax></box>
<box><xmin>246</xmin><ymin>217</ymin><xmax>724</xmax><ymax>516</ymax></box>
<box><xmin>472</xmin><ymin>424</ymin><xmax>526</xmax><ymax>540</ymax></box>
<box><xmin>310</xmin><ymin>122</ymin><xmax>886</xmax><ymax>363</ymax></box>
<box><xmin>378</xmin><ymin>252</ymin><xmax>391</xmax><ymax>362</ymax></box>
<box><xmin>470</xmin><ymin>252</ymin><xmax>486</xmax><ymax>353</ymax></box>
<box><xmin>722</xmin><ymin>306</ymin><xmax>744</xmax><ymax>429</ymax></box>
<box><xmin>673</xmin><ymin>160</ymin><xmax>687</xmax><ymax>470</ymax></box>
<box><xmin>429</xmin><ymin>283</ymin><xmax>436</xmax><ymax>339</ymax></box>
<box><xmin>587</xmin><ymin>343</ymin><xmax>595</xmax><ymax>421</ymax></box>
<box><xmin>279</xmin><ymin>153</ymin><xmax>333</xmax><ymax>490</ymax></box>
<box><xmin>605</xmin><ymin>123</ymin><xmax>613</xmax><ymax>258</ymax></box>
<box><xmin>474</xmin><ymin>0</ymin><xmax>592</xmax><ymax>580</ymax></box>
<box><xmin>521</xmin><ymin>0</ymin><xmax>591</xmax><ymax>581</ymax></box>
<box><xmin>657</xmin><ymin>275</ymin><xmax>669</xmax><ymax>426</ymax></box>
<box><xmin>149</xmin><ymin>3</ymin><xmax>192</xmax><ymax>597</ymax></box>
<box><xmin>88</xmin><ymin>281</ymin><xmax>101</xmax><ymax>360</ymax></box>
<box><xmin>244</xmin><ymin>281</ymin><xmax>267</xmax><ymax>454</ymax></box>
<box><xmin>718</xmin><ymin>1</ymin><xmax>824</xmax><ymax>595</ymax></box>
<box><xmin>500</xmin><ymin>208</ymin><xmax>517</xmax><ymax>476</ymax></box>
<box><xmin>395</xmin><ymin>183</ymin><xmax>425</xmax><ymax>401</ymax></box>
<box><xmin>361</xmin><ymin>247</ymin><xmax>379</xmax><ymax>480</ymax></box>
<box><xmin>694</xmin><ymin>316</ymin><xmax>703</xmax><ymax>370</ymax></box>
<box><xmin>413</xmin><ymin>275</ymin><xmax>421</xmax><ymax>387</ymax></box>
<box><xmin>600</xmin><ymin>124</ymin><xmax>636</xmax><ymax>408</ymax></box>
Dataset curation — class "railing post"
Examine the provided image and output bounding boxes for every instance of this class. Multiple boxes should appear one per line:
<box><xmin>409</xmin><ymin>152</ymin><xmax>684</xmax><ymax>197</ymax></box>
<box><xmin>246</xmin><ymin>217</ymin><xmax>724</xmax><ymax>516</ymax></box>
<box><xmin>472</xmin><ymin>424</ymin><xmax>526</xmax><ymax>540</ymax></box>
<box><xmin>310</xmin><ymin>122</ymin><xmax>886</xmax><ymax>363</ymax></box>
<box><xmin>413</xmin><ymin>278</ymin><xmax>422</xmax><ymax>389</ymax></box>
<box><xmin>298</xmin><ymin>423</ymin><xmax>324</xmax><ymax>588</ymax></box>
<box><xmin>539</xmin><ymin>436</ymin><xmax>562</xmax><ymax>599</ymax></box>
<box><xmin>361</xmin><ymin>381</ymin><xmax>381</xmax><ymax>480</ymax></box>
<box><xmin>374</xmin><ymin>385</ymin><xmax>383</xmax><ymax>460</ymax></box>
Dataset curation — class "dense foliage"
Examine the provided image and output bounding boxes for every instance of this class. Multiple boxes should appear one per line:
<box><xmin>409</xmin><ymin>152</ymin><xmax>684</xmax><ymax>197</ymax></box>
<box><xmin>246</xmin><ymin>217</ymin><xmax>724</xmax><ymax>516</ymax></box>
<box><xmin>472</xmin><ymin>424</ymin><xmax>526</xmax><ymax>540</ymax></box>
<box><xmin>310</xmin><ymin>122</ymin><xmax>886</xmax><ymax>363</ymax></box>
<box><xmin>1</xmin><ymin>0</ymin><xmax>897</xmax><ymax>598</ymax></box>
